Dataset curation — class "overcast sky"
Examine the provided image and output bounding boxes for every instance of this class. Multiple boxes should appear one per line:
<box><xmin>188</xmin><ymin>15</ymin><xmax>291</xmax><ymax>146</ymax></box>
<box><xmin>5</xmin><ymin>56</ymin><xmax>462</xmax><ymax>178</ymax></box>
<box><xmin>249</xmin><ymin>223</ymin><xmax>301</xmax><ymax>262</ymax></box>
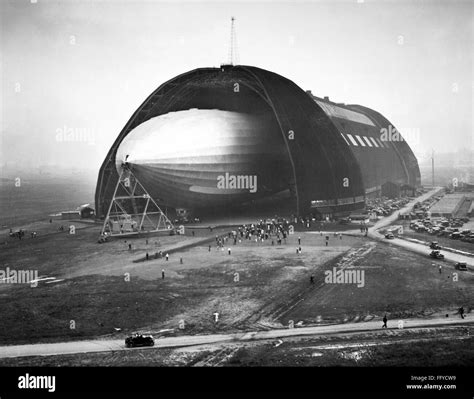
<box><xmin>1</xmin><ymin>0</ymin><xmax>472</xmax><ymax>173</ymax></box>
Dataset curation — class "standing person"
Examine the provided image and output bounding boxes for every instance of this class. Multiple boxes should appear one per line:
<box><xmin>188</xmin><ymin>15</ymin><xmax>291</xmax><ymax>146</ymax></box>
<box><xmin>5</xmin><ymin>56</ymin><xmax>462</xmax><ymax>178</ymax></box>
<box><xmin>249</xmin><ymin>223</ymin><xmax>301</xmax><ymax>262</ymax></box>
<box><xmin>162</xmin><ymin>269</ymin><xmax>165</xmax><ymax>279</ymax></box>
<box><xmin>208</xmin><ymin>245</ymin><xmax>211</xmax><ymax>252</ymax></box>
<box><xmin>382</xmin><ymin>314</ymin><xmax>388</xmax><ymax>328</ymax></box>
<box><xmin>165</xmin><ymin>253</ymin><xmax>169</xmax><ymax>261</ymax></box>
<box><xmin>439</xmin><ymin>265</ymin><xmax>442</xmax><ymax>274</ymax></box>
<box><xmin>310</xmin><ymin>275</ymin><xmax>314</xmax><ymax>284</ymax></box>
<box><xmin>298</xmin><ymin>236</ymin><xmax>301</xmax><ymax>245</ymax></box>
<box><xmin>228</xmin><ymin>248</ymin><xmax>231</xmax><ymax>255</ymax></box>
<box><xmin>146</xmin><ymin>252</ymin><xmax>149</xmax><ymax>260</ymax></box>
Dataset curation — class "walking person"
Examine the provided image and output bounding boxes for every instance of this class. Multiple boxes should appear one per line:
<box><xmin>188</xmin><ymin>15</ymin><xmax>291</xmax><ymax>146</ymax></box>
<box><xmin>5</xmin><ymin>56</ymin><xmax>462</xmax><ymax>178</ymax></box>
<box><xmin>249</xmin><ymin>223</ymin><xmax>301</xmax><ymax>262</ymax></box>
<box><xmin>382</xmin><ymin>314</ymin><xmax>388</xmax><ymax>328</ymax></box>
<box><xmin>165</xmin><ymin>253</ymin><xmax>169</xmax><ymax>261</ymax></box>
<box><xmin>459</xmin><ymin>307</ymin><xmax>465</xmax><ymax>319</ymax></box>
<box><xmin>310</xmin><ymin>275</ymin><xmax>314</xmax><ymax>284</ymax></box>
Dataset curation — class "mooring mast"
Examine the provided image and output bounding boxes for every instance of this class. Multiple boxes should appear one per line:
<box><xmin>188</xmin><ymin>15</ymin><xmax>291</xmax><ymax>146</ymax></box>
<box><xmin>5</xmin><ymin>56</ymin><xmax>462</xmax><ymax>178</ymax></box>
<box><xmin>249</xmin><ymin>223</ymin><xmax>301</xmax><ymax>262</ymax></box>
<box><xmin>100</xmin><ymin>162</ymin><xmax>174</xmax><ymax>238</ymax></box>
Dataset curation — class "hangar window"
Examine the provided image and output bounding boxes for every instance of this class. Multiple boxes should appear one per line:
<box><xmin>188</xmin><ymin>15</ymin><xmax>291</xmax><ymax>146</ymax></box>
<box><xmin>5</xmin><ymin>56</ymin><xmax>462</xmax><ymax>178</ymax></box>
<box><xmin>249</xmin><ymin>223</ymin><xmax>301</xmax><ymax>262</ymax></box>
<box><xmin>346</xmin><ymin>134</ymin><xmax>358</xmax><ymax>146</ymax></box>
<box><xmin>315</xmin><ymin>100</ymin><xmax>375</xmax><ymax>126</ymax></box>
<box><xmin>363</xmin><ymin>136</ymin><xmax>373</xmax><ymax>147</ymax></box>
<box><xmin>369</xmin><ymin>137</ymin><xmax>379</xmax><ymax>147</ymax></box>
<box><xmin>340</xmin><ymin>133</ymin><xmax>351</xmax><ymax>146</ymax></box>
<box><xmin>355</xmin><ymin>135</ymin><xmax>366</xmax><ymax>146</ymax></box>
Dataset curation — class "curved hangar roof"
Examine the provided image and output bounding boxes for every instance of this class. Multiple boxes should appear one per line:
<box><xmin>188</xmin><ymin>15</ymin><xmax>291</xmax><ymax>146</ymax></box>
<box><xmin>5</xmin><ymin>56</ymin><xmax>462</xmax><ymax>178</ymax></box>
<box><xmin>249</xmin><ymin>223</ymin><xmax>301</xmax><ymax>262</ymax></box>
<box><xmin>95</xmin><ymin>65</ymin><xmax>420</xmax><ymax>217</ymax></box>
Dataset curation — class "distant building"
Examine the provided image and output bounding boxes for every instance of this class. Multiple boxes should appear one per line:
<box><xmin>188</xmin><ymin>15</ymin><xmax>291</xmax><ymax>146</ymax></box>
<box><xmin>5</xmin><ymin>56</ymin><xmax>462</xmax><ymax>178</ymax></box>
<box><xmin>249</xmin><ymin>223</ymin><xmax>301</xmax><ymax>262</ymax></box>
<box><xmin>61</xmin><ymin>211</ymin><xmax>81</xmax><ymax>220</ymax></box>
<box><xmin>79</xmin><ymin>204</ymin><xmax>95</xmax><ymax>219</ymax></box>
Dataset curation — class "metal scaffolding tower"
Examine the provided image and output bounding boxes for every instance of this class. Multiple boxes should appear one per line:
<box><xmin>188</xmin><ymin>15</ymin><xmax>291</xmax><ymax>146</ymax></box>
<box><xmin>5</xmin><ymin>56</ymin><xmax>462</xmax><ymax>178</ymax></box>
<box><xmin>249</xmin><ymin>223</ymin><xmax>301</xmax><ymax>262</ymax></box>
<box><xmin>100</xmin><ymin>162</ymin><xmax>174</xmax><ymax>238</ymax></box>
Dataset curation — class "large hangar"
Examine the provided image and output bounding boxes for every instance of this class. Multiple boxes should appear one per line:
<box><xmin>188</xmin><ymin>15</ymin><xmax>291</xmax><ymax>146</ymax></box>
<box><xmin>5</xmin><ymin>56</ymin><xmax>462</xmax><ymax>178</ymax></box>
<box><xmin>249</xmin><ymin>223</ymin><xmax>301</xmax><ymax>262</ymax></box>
<box><xmin>95</xmin><ymin>65</ymin><xmax>420</xmax><ymax>219</ymax></box>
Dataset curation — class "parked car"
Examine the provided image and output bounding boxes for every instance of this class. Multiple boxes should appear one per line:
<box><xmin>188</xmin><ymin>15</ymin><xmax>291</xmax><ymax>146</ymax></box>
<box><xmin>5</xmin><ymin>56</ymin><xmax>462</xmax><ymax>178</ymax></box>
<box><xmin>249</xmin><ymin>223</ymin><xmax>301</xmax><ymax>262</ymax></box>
<box><xmin>125</xmin><ymin>333</ymin><xmax>155</xmax><ymax>348</ymax></box>
<box><xmin>429</xmin><ymin>250</ymin><xmax>445</xmax><ymax>259</ymax></box>
<box><xmin>454</xmin><ymin>262</ymin><xmax>468</xmax><ymax>271</ymax></box>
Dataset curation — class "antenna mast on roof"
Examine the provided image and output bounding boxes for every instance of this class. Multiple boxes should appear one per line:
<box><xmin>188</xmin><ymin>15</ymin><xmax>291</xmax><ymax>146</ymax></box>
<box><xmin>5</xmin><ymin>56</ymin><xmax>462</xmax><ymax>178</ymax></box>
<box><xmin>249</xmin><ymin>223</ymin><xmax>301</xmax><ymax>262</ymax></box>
<box><xmin>228</xmin><ymin>17</ymin><xmax>239</xmax><ymax>65</ymax></box>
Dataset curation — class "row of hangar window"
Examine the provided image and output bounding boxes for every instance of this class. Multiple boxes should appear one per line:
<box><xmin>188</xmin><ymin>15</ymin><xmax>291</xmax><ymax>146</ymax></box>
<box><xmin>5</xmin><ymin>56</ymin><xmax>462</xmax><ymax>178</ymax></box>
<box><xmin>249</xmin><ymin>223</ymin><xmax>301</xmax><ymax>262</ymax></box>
<box><xmin>339</xmin><ymin>133</ymin><xmax>390</xmax><ymax>149</ymax></box>
<box><xmin>311</xmin><ymin>196</ymin><xmax>366</xmax><ymax>207</ymax></box>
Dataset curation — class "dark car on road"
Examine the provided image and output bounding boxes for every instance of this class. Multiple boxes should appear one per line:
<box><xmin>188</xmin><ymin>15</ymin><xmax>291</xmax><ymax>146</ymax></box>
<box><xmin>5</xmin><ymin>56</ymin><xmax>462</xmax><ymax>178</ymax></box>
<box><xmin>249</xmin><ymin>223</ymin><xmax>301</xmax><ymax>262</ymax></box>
<box><xmin>455</xmin><ymin>262</ymin><xmax>468</xmax><ymax>271</ymax></box>
<box><xmin>429</xmin><ymin>250</ymin><xmax>445</xmax><ymax>259</ymax></box>
<box><xmin>429</xmin><ymin>241</ymin><xmax>441</xmax><ymax>250</ymax></box>
<box><xmin>385</xmin><ymin>233</ymin><xmax>395</xmax><ymax>239</ymax></box>
<box><xmin>125</xmin><ymin>333</ymin><xmax>155</xmax><ymax>348</ymax></box>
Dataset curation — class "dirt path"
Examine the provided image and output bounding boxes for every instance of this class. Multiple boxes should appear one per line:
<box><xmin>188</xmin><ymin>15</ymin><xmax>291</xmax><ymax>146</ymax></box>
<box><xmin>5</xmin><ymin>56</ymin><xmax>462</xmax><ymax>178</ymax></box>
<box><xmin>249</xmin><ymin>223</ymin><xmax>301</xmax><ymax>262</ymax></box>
<box><xmin>0</xmin><ymin>315</ymin><xmax>471</xmax><ymax>359</ymax></box>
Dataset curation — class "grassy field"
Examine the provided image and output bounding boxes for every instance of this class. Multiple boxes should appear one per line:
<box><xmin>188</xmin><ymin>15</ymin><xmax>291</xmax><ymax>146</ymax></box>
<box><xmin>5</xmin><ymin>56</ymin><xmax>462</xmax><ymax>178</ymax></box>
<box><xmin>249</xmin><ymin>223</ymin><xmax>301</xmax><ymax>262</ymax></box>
<box><xmin>226</xmin><ymin>328</ymin><xmax>474</xmax><ymax>367</ymax></box>
<box><xmin>0</xmin><ymin>220</ymin><xmax>472</xmax><ymax>347</ymax></box>
<box><xmin>279</xmin><ymin>239</ymin><xmax>473</xmax><ymax>326</ymax></box>
<box><xmin>0</xmin><ymin>225</ymin><xmax>362</xmax><ymax>344</ymax></box>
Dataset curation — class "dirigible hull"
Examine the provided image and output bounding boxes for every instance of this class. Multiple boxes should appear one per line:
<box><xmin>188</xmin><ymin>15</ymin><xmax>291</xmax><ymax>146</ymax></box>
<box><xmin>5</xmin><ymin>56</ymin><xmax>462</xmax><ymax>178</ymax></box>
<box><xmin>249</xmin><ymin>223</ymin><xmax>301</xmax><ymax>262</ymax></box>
<box><xmin>115</xmin><ymin>109</ymin><xmax>291</xmax><ymax>208</ymax></box>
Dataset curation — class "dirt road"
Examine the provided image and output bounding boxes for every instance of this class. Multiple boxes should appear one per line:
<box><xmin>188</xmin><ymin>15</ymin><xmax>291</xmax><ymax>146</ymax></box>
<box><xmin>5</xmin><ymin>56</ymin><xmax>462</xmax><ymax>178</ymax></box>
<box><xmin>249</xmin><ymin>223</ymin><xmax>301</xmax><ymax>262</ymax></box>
<box><xmin>0</xmin><ymin>315</ymin><xmax>470</xmax><ymax>359</ymax></box>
